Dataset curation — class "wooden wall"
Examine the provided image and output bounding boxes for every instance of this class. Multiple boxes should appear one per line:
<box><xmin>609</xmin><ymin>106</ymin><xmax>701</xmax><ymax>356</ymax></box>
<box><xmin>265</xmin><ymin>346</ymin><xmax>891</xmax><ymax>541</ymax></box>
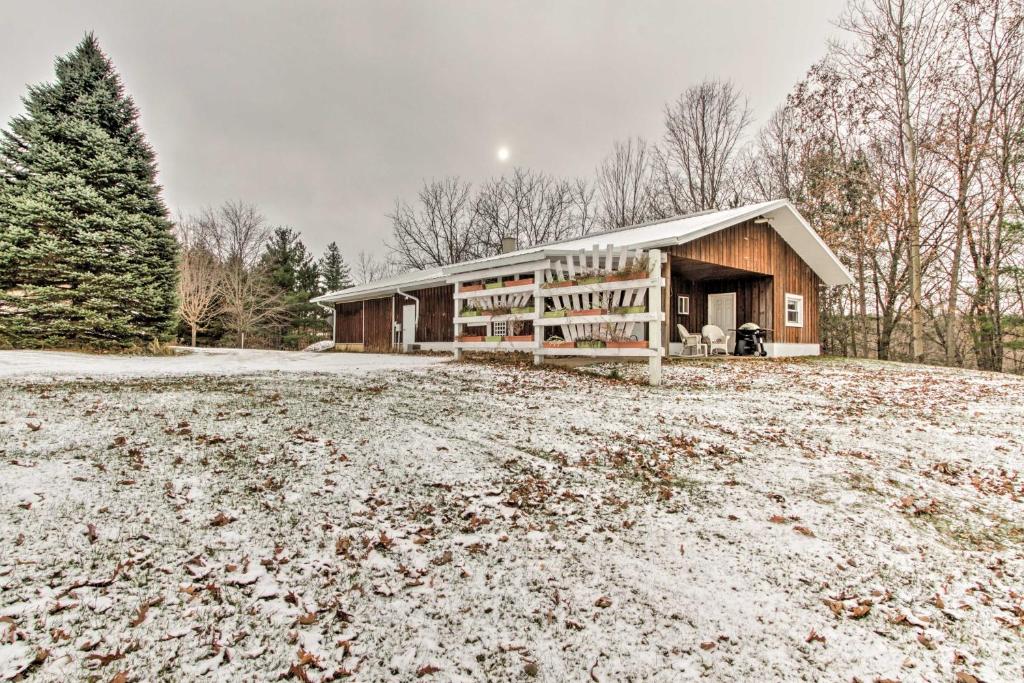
<box><xmin>363</xmin><ymin>297</ymin><xmax>393</xmax><ymax>352</ymax></box>
<box><xmin>334</xmin><ymin>302</ymin><xmax>363</xmax><ymax>344</ymax></box>
<box><xmin>404</xmin><ymin>284</ymin><xmax>454</xmax><ymax>343</ymax></box>
<box><xmin>669</xmin><ymin>276</ymin><xmax>773</xmax><ymax>342</ymax></box>
<box><xmin>667</xmin><ymin>219</ymin><xmax>820</xmax><ymax>345</ymax></box>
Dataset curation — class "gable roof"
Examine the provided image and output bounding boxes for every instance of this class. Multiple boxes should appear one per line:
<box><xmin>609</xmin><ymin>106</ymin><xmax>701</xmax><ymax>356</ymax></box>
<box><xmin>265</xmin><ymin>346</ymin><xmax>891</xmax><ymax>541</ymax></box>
<box><xmin>312</xmin><ymin>200</ymin><xmax>853</xmax><ymax>304</ymax></box>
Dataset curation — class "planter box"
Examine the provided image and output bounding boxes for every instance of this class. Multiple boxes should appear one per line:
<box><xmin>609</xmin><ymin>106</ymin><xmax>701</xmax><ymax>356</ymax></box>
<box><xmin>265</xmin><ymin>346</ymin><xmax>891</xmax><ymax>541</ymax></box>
<box><xmin>511</xmin><ymin>306</ymin><xmax>534</xmax><ymax>315</ymax></box>
<box><xmin>611</xmin><ymin>306</ymin><xmax>646</xmax><ymax>315</ymax></box>
<box><xmin>607</xmin><ymin>340</ymin><xmax>648</xmax><ymax>349</ymax></box>
<box><xmin>569</xmin><ymin>308</ymin><xmax>608</xmax><ymax>317</ymax></box>
<box><xmin>577</xmin><ymin>276</ymin><xmax>604</xmax><ymax>285</ymax></box>
<box><xmin>461</xmin><ymin>309</ymin><xmax>483</xmax><ymax>317</ymax></box>
<box><xmin>505</xmin><ymin>278</ymin><xmax>534</xmax><ymax>287</ymax></box>
<box><xmin>544</xmin><ymin>341</ymin><xmax>575</xmax><ymax>349</ymax></box>
<box><xmin>504</xmin><ymin>335</ymin><xmax>533</xmax><ymax>342</ymax></box>
<box><xmin>542</xmin><ymin>280</ymin><xmax>576</xmax><ymax>289</ymax></box>
<box><xmin>458</xmin><ymin>335</ymin><xmax>485</xmax><ymax>342</ymax></box>
<box><xmin>576</xmin><ymin>340</ymin><xmax>606</xmax><ymax>349</ymax></box>
<box><xmin>543</xmin><ymin>310</ymin><xmax>567</xmax><ymax>318</ymax></box>
<box><xmin>485</xmin><ymin>282</ymin><xmax>504</xmax><ymax>289</ymax></box>
<box><xmin>484</xmin><ymin>335</ymin><xmax>503</xmax><ymax>342</ymax></box>
<box><xmin>604</xmin><ymin>272</ymin><xmax>646</xmax><ymax>282</ymax></box>
<box><xmin>461</xmin><ymin>283</ymin><xmax>484</xmax><ymax>292</ymax></box>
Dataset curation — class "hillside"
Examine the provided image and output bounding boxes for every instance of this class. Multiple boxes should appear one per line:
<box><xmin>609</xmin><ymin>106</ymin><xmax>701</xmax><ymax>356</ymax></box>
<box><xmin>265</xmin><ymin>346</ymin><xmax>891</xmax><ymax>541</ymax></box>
<box><xmin>1</xmin><ymin>350</ymin><xmax>1022</xmax><ymax>681</ymax></box>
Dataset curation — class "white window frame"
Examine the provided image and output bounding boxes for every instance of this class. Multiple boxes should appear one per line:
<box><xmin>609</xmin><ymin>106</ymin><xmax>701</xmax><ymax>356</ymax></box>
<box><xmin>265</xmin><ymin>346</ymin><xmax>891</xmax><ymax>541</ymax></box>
<box><xmin>677</xmin><ymin>295</ymin><xmax>689</xmax><ymax>315</ymax></box>
<box><xmin>784</xmin><ymin>293</ymin><xmax>804</xmax><ymax>328</ymax></box>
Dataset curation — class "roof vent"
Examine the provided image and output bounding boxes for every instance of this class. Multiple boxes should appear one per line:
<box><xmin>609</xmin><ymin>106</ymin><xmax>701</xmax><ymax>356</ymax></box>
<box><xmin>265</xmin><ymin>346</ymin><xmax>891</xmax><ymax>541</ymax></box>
<box><xmin>501</xmin><ymin>237</ymin><xmax>517</xmax><ymax>254</ymax></box>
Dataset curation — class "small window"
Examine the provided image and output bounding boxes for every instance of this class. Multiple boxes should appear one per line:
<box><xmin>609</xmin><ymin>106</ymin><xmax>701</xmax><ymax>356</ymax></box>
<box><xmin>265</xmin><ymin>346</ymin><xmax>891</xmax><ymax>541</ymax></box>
<box><xmin>677</xmin><ymin>295</ymin><xmax>690</xmax><ymax>315</ymax></box>
<box><xmin>492</xmin><ymin>320</ymin><xmax>508</xmax><ymax>336</ymax></box>
<box><xmin>785</xmin><ymin>293</ymin><xmax>804</xmax><ymax>328</ymax></box>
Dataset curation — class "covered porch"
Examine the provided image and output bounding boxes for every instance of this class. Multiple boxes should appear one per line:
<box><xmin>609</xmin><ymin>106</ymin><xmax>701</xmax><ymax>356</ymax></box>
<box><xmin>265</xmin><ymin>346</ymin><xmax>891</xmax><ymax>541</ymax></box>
<box><xmin>665</xmin><ymin>256</ymin><xmax>773</xmax><ymax>355</ymax></box>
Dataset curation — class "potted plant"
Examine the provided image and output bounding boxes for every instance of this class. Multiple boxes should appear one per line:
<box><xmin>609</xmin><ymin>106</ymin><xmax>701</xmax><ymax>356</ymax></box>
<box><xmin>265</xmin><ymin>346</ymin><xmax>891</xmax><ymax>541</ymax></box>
<box><xmin>543</xmin><ymin>309</ymin><xmax>567</xmax><ymax>318</ymax></box>
<box><xmin>604</xmin><ymin>257</ymin><xmax>650</xmax><ymax>282</ymax></box>
<box><xmin>511</xmin><ymin>306</ymin><xmax>534</xmax><ymax>315</ymax></box>
<box><xmin>504</xmin><ymin>334</ymin><xmax>533</xmax><ymax>342</ymax></box>
<box><xmin>607</xmin><ymin>335</ymin><xmax>647</xmax><ymax>349</ymax></box>
<box><xmin>575</xmin><ymin>338</ymin><xmax>606</xmax><ymax>349</ymax></box>
<box><xmin>505</xmin><ymin>277</ymin><xmax>534</xmax><ymax>287</ymax></box>
<box><xmin>569</xmin><ymin>308</ymin><xmax>608</xmax><ymax>316</ymax></box>
<box><xmin>543</xmin><ymin>336</ymin><xmax>574</xmax><ymax>349</ymax></box>
<box><xmin>484</xmin><ymin>335</ymin><xmax>503</xmax><ymax>342</ymax></box>
<box><xmin>461</xmin><ymin>283</ymin><xmax>485</xmax><ymax>292</ymax></box>
<box><xmin>577</xmin><ymin>271</ymin><xmax>604</xmax><ymax>285</ymax></box>
<box><xmin>487</xmin><ymin>305</ymin><xmax>512</xmax><ymax>316</ymax></box>
<box><xmin>485</xmin><ymin>280</ymin><xmax>505</xmax><ymax>289</ymax></box>
<box><xmin>458</xmin><ymin>334</ymin><xmax>485</xmax><ymax>342</ymax></box>
<box><xmin>541</xmin><ymin>275</ymin><xmax>576</xmax><ymax>289</ymax></box>
<box><xmin>611</xmin><ymin>305</ymin><xmax>646</xmax><ymax>315</ymax></box>
<box><xmin>461</xmin><ymin>305</ymin><xmax>484</xmax><ymax>317</ymax></box>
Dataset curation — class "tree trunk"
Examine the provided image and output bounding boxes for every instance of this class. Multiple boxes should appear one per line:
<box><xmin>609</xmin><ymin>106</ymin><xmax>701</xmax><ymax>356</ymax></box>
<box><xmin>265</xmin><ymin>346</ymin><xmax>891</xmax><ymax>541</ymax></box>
<box><xmin>240</xmin><ymin>331</ymin><xmax>246</xmax><ymax>350</ymax></box>
<box><xmin>191</xmin><ymin>324</ymin><xmax>197</xmax><ymax>348</ymax></box>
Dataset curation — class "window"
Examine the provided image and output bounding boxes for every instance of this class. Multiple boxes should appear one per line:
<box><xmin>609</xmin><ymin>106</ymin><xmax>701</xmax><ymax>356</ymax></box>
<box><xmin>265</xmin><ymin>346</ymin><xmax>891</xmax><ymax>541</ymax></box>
<box><xmin>677</xmin><ymin>295</ymin><xmax>690</xmax><ymax>315</ymax></box>
<box><xmin>492</xmin><ymin>320</ymin><xmax>508</xmax><ymax>336</ymax></box>
<box><xmin>785</xmin><ymin>293</ymin><xmax>804</xmax><ymax>328</ymax></box>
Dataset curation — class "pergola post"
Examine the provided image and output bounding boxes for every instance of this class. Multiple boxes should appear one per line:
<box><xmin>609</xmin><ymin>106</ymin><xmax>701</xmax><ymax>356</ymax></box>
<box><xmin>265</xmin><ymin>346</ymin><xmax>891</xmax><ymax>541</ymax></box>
<box><xmin>648</xmin><ymin>249</ymin><xmax>663</xmax><ymax>386</ymax></box>
<box><xmin>533</xmin><ymin>267</ymin><xmax>543</xmax><ymax>366</ymax></box>
<box><xmin>452</xmin><ymin>281</ymin><xmax>463</xmax><ymax>361</ymax></box>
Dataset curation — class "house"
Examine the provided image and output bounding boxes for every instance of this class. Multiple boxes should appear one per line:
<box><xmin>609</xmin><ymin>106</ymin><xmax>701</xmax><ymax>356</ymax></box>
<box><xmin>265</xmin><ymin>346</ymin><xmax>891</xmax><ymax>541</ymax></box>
<box><xmin>311</xmin><ymin>200</ymin><xmax>853</xmax><ymax>382</ymax></box>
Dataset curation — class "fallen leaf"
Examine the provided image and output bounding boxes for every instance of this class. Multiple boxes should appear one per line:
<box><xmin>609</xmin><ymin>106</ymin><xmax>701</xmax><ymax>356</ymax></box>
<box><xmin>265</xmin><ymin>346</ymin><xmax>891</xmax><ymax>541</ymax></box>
<box><xmin>849</xmin><ymin>604</ymin><xmax>871</xmax><ymax>619</ymax></box>
<box><xmin>793</xmin><ymin>526</ymin><xmax>815</xmax><ymax>537</ymax></box>
<box><xmin>416</xmin><ymin>663</ymin><xmax>441</xmax><ymax>677</ymax></box>
<box><xmin>699</xmin><ymin>641</ymin><xmax>716</xmax><ymax>651</ymax></box>
<box><xmin>769</xmin><ymin>514</ymin><xmax>788</xmax><ymax>524</ymax></box>
<box><xmin>210</xmin><ymin>512</ymin><xmax>236</xmax><ymax>527</ymax></box>
<box><xmin>806</xmin><ymin>629</ymin><xmax>826</xmax><ymax>644</ymax></box>
<box><xmin>594</xmin><ymin>596</ymin><xmax>611</xmax><ymax>608</ymax></box>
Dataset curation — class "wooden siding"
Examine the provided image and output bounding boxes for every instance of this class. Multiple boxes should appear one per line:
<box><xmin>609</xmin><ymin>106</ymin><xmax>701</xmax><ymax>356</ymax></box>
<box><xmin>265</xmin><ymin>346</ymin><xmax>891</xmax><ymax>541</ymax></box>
<box><xmin>363</xmin><ymin>297</ymin><xmax>394</xmax><ymax>352</ymax></box>
<box><xmin>669</xmin><ymin>276</ymin><xmax>773</xmax><ymax>342</ymax></box>
<box><xmin>333</xmin><ymin>301</ymin><xmax>363</xmax><ymax>344</ymax></box>
<box><xmin>402</xmin><ymin>284</ymin><xmax>454</xmax><ymax>343</ymax></box>
<box><xmin>667</xmin><ymin>219</ymin><xmax>820</xmax><ymax>345</ymax></box>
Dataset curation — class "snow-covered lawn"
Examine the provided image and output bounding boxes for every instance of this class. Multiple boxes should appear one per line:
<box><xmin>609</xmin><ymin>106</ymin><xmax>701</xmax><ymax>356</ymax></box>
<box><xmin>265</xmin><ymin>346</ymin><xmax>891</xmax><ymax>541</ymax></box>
<box><xmin>1</xmin><ymin>349</ymin><xmax>1022</xmax><ymax>682</ymax></box>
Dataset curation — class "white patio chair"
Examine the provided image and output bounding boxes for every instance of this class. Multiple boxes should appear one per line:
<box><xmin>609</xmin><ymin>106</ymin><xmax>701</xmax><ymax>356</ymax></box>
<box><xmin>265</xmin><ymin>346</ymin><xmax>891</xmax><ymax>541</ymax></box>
<box><xmin>677</xmin><ymin>324</ymin><xmax>705</xmax><ymax>357</ymax></box>
<box><xmin>701</xmin><ymin>324</ymin><xmax>730</xmax><ymax>355</ymax></box>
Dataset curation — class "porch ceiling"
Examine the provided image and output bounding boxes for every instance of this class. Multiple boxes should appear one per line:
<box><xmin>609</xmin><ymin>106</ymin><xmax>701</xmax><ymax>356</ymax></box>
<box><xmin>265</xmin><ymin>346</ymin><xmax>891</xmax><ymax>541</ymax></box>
<box><xmin>671</xmin><ymin>257</ymin><xmax>767</xmax><ymax>281</ymax></box>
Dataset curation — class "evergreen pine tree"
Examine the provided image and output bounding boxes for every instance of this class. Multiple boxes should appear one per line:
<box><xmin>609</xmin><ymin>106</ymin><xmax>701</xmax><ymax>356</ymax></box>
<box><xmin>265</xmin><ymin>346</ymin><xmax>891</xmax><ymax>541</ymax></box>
<box><xmin>319</xmin><ymin>242</ymin><xmax>352</xmax><ymax>292</ymax></box>
<box><xmin>260</xmin><ymin>226</ymin><xmax>323</xmax><ymax>347</ymax></box>
<box><xmin>0</xmin><ymin>33</ymin><xmax>178</xmax><ymax>349</ymax></box>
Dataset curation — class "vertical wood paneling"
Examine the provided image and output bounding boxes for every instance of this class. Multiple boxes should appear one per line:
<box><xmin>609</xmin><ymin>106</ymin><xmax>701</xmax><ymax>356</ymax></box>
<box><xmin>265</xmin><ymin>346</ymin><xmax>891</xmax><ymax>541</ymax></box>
<box><xmin>333</xmin><ymin>302</ymin><xmax>363</xmax><ymax>343</ymax></box>
<box><xmin>668</xmin><ymin>219</ymin><xmax>819</xmax><ymax>345</ymax></box>
<box><xmin>363</xmin><ymin>297</ymin><xmax>393</xmax><ymax>352</ymax></box>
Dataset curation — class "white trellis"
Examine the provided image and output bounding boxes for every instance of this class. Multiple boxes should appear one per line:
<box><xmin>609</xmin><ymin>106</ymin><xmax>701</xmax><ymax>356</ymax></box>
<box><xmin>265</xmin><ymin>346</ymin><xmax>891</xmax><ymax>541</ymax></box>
<box><xmin>449</xmin><ymin>247</ymin><xmax>665</xmax><ymax>385</ymax></box>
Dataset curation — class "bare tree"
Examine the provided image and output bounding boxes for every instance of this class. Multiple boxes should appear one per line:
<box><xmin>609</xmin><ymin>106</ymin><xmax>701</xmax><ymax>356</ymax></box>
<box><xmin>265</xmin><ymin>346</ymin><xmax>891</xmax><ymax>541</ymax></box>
<box><xmin>595</xmin><ymin>138</ymin><xmax>658</xmax><ymax>229</ymax></box>
<box><xmin>835</xmin><ymin>0</ymin><xmax>948</xmax><ymax>363</ymax></box>
<box><xmin>655</xmin><ymin>79</ymin><xmax>752</xmax><ymax>214</ymax></box>
<box><xmin>474</xmin><ymin>168</ymin><xmax>595</xmax><ymax>253</ymax></box>
<box><xmin>355</xmin><ymin>250</ymin><xmax>402</xmax><ymax>284</ymax></box>
<box><xmin>388</xmin><ymin>178</ymin><xmax>480</xmax><ymax>269</ymax></box>
<box><xmin>195</xmin><ymin>201</ymin><xmax>286</xmax><ymax>348</ymax></box>
<box><xmin>174</xmin><ymin>217</ymin><xmax>221</xmax><ymax>347</ymax></box>
<box><xmin>218</xmin><ymin>263</ymin><xmax>286</xmax><ymax>349</ymax></box>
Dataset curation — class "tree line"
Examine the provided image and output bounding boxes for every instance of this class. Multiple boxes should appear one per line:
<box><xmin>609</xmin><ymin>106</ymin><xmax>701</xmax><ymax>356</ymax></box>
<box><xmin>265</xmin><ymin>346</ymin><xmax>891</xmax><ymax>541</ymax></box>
<box><xmin>387</xmin><ymin>0</ymin><xmax>1024</xmax><ymax>373</ymax></box>
<box><xmin>4</xmin><ymin>3</ymin><xmax>1023</xmax><ymax>371</ymax></box>
<box><xmin>175</xmin><ymin>201</ymin><xmax>353</xmax><ymax>349</ymax></box>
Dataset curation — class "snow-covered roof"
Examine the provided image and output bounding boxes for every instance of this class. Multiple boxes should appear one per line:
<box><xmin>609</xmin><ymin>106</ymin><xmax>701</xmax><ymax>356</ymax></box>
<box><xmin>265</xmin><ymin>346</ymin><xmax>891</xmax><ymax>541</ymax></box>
<box><xmin>312</xmin><ymin>200</ymin><xmax>853</xmax><ymax>304</ymax></box>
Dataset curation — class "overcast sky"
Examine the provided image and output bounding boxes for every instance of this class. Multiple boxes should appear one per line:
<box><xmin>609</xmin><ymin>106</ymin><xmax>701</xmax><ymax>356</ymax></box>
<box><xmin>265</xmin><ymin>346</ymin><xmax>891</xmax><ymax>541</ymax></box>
<box><xmin>0</xmin><ymin>0</ymin><xmax>845</xmax><ymax>259</ymax></box>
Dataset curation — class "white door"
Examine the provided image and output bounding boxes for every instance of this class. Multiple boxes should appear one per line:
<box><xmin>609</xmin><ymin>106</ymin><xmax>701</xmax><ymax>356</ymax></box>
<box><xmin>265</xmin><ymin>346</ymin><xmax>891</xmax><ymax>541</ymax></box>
<box><xmin>402</xmin><ymin>304</ymin><xmax>416</xmax><ymax>348</ymax></box>
<box><xmin>707</xmin><ymin>292</ymin><xmax>736</xmax><ymax>353</ymax></box>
